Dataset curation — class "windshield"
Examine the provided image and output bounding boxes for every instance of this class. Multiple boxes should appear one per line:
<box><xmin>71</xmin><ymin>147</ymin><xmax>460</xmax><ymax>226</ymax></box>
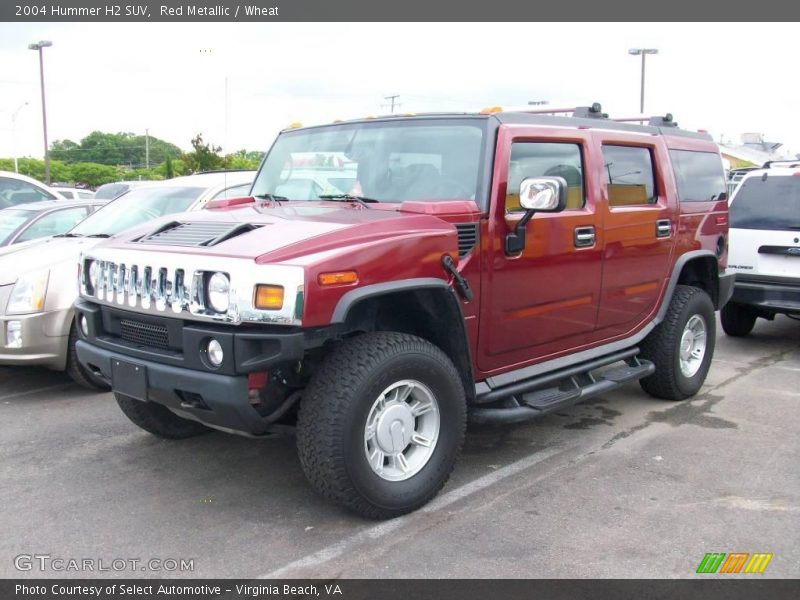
<box><xmin>730</xmin><ymin>175</ymin><xmax>800</xmax><ymax>231</ymax></box>
<box><xmin>70</xmin><ymin>186</ymin><xmax>204</xmax><ymax>236</ymax></box>
<box><xmin>94</xmin><ymin>183</ymin><xmax>129</xmax><ymax>200</ymax></box>
<box><xmin>251</xmin><ymin>119</ymin><xmax>487</xmax><ymax>204</ymax></box>
<box><xmin>0</xmin><ymin>209</ymin><xmax>33</xmax><ymax>244</ymax></box>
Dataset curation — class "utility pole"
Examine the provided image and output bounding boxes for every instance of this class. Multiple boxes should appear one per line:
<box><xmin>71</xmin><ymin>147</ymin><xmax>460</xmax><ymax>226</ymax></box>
<box><xmin>145</xmin><ymin>128</ymin><xmax>150</xmax><ymax>170</ymax></box>
<box><xmin>628</xmin><ymin>48</ymin><xmax>658</xmax><ymax>114</ymax></box>
<box><xmin>11</xmin><ymin>101</ymin><xmax>29</xmax><ymax>173</ymax></box>
<box><xmin>383</xmin><ymin>94</ymin><xmax>401</xmax><ymax>113</ymax></box>
<box><xmin>28</xmin><ymin>40</ymin><xmax>53</xmax><ymax>184</ymax></box>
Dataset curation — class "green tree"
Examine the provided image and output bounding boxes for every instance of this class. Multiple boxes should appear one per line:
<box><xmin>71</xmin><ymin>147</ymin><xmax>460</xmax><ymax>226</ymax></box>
<box><xmin>49</xmin><ymin>131</ymin><xmax>182</xmax><ymax>167</ymax></box>
<box><xmin>164</xmin><ymin>155</ymin><xmax>174</xmax><ymax>179</ymax></box>
<box><xmin>183</xmin><ymin>134</ymin><xmax>224</xmax><ymax>173</ymax></box>
<box><xmin>69</xmin><ymin>162</ymin><xmax>122</xmax><ymax>187</ymax></box>
<box><xmin>224</xmin><ymin>149</ymin><xmax>264</xmax><ymax>170</ymax></box>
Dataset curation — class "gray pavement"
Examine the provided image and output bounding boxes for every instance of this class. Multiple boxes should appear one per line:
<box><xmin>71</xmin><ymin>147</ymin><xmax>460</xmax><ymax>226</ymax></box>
<box><xmin>1</xmin><ymin>315</ymin><xmax>798</xmax><ymax>579</ymax></box>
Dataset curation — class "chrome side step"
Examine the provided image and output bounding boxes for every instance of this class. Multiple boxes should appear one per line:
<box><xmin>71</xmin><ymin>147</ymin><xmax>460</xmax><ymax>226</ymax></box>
<box><xmin>469</xmin><ymin>351</ymin><xmax>655</xmax><ymax>425</ymax></box>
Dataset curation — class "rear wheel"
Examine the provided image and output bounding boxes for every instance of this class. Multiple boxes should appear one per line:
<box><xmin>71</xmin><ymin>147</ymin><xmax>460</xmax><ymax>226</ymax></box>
<box><xmin>720</xmin><ymin>302</ymin><xmax>757</xmax><ymax>337</ymax></box>
<box><xmin>639</xmin><ymin>285</ymin><xmax>716</xmax><ymax>401</ymax></box>
<box><xmin>115</xmin><ymin>393</ymin><xmax>210</xmax><ymax>439</ymax></box>
<box><xmin>297</xmin><ymin>332</ymin><xmax>466</xmax><ymax>519</ymax></box>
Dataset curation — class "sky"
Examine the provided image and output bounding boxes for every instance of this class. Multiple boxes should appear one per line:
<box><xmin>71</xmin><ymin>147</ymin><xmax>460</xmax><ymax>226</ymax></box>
<box><xmin>0</xmin><ymin>22</ymin><xmax>798</xmax><ymax>161</ymax></box>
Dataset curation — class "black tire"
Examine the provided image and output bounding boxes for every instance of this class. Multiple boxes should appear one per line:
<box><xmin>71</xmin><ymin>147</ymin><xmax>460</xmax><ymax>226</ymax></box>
<box><xmin>720</xmin><ymin>302</ymin><xmax>757</xmax><ymax>337</ymax></box>
<box><xmin>639</xmin><ymin>285</ymin><xmax>716</xmax><ymax>401</ymax></box>
<box><xmin>115</xmin><ymin>392</ymin><xmax>210</xmax><ymax>439</ymax></box>
<box><xmin>65</xmin><ymin>323</ymin><xmax>111</xmax><ymax>391</ymax></box>
<box><xmin>297</xmin><ymin>332</ymin><xmax>466</xmax><ymax>519</ymax></box>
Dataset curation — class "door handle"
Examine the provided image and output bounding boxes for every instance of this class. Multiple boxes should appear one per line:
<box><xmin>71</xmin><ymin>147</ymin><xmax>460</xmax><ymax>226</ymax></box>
<box><xmin>656</xmin><ymin>219</ymin><xmax>671</xmax><ymax>238</ymax></box>
<box><xmin>574</xmin><ymin>226</ymin><xmax>595</xmax><ymax>248</ymax></box>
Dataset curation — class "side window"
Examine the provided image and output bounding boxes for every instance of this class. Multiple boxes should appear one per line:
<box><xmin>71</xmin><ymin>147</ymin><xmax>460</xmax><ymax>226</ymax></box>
<box><xmin>0</xmin><ymin>177</ymin><xmax>56</xmax><ymax>209</ymax></box>
<box><xmin>506</xmin><ymin>142</ymin><xmax>584</xmax><ymax>212</ymax></box>
<box><xmin>15</xmin><ymin>207</ymin><xmax>89</xmax><ymax>243</ymax></box>
<box><xmin>210</xmin><ymin>183</ymin><xmax>252</xmax><ymax>201</ymax></box>
<box><xmin>669</xmin><ymin>150</ymin><xmax>727</xmax><ymax>202</ymax></box>
<box><xmin>602</xmin><ymin>145</ymin><xmax>656</xmax><ymax>206</ymax></box>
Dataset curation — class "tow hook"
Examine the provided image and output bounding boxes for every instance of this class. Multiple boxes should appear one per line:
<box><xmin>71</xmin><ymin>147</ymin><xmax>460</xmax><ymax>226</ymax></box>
<box><xmin>442</xmin><ymin>255</ymin><xmax>473</xmax><ymax>301</ymax></box>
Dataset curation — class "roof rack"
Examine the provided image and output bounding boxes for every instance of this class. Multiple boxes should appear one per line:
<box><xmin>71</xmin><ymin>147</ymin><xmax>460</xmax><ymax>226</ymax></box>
<box><xmin>498</xmin><ymin>102</ymin><xmax>678</xmax><ymax>128</ymax></box>
<box><xmin>762</xmin><ymin>159</ymin><xmax>800</xmax><ymax>169</ymax></box>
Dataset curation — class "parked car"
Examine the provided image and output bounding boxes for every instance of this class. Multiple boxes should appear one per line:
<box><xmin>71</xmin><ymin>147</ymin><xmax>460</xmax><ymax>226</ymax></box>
<box><xmin>74</xmin><ymin>106</ymin><xmax>732</xmax><ymax>518</ymax></box>
<box><xmin>93</xmin><ymin>180</ymin><xmax>154</xmax><ymax>200</ymax></box>
<box><xmin>0</xmin><ymin>171</ymin><xmax>66</xmax><ymax>209</ymax></box>
<box><xmin>0</xmin><ymin>199</ymin><xmax>107</xmax><ymax>248</ymax></box>
<box><xmin>0</xmin><ymin>171</ymin><xmax>255</xmax><ymax>389</ymax></box>
<box><xmin>52</xmin><ymin>186</ymin><xmax>96</xmax><ymax>200</ymax></box>
<box><xmin>722</xmin><ymin>163</ymin><xmax>800</xmax><ymax>335</ymax></box>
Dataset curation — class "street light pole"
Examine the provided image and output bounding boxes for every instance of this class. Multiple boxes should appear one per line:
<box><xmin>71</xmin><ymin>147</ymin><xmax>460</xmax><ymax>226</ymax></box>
<box><xmin>628</xmin><ymin>48</ymin><xmax>658</xmax><ymax>114</ymax></box>
<box><xmin>28</xmin><ymin>40</ymin><xmax>53</xmax><ymax>184</ymax></box>
<box><xmin>11</xmin><ymin>101</ymin><xmax>29</xmax><ymax>173</ymax></box>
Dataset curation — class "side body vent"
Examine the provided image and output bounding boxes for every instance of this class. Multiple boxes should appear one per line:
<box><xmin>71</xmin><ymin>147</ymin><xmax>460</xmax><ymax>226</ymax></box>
<box><xmin>138</xmin><ymin>221</ymin><xmax>262</xmax><ymax>247</ymax></box>
<box><xmin>454</xmin><ymin>222</ymin><xmax>479</xmax><ymax>258</ymax></box>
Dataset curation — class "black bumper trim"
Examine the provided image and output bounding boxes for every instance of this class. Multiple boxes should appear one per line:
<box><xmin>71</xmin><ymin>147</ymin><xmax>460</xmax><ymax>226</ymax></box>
<box><xmin>731</xmin><ymin>279</ymin><xmax>800</xmax><ymax>314</ymax></box>
<box><xmin>718</xmin><ymin>271</ymin><xmax>735</xmax><ymax>308</ymax></box>
<box><xmin>76</xmin><ymin>340</ymin><xmax>276</xmax><ymax>436</ymax></box>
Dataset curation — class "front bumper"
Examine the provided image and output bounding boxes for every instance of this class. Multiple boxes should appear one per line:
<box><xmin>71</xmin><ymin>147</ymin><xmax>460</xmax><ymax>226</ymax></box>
<box><xmin>0</xmin><ymin>309</ymin><xmax>72</xmax><ymax>370</ymax></box>
<box><xmin>73</xmin><ymin>299</ymin><xmax>332</xmax><ymax>436</ymax></box>
<box><xmin>718</xmin><ymin>271</ymin><xmax>736</xmax><ymax>309</ymax></box>
<box><xmin>730</xmin><ymin>276</ymin><xmax>800</xmax><ymax>314</ymax></box>
<box><xmin>75</xmin><ymin>340</ymin><xmax>275</xmax><ymax>435</ymax></box>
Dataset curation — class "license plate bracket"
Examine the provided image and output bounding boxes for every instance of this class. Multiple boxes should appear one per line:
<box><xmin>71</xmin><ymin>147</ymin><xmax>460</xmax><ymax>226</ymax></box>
<box><xmin>111</xmin><ymin>358</ymin><xmax>148</xmax><ymax>401</ymax></box>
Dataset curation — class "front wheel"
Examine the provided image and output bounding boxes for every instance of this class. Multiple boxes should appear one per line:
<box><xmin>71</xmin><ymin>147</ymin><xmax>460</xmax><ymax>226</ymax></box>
<box><xmin>66</xmin><ymin>323</ymin><xmax>110</xmax><ymax>391</ymax></box>
<box><xmin>115</xmin><ymin>393</ymin><xmax>210</xmax><ymax>439</ymax></box>
<box><xmin>639</xmin><ymin>285</ymin><xmax>716</xmax><ymax>401</ymax></box>
<box><xmin>296</xmin><ymin>332</ymin><xmax>466</xmax><ymax>519</ymax></box>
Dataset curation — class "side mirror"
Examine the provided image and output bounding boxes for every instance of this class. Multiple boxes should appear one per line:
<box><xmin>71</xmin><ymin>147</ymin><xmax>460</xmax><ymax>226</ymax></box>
<box><xmin>505</xmin><ymin>176</ymin><xmax>568</xmax><ymax>255</ymax></box>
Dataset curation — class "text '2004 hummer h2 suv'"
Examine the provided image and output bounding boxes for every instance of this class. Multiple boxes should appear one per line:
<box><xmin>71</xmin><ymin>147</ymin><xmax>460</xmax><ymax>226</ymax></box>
<box><xmin>75</xmin><ymin>104</ymin><xmax>734</xmax><ymax>519</ymax></box>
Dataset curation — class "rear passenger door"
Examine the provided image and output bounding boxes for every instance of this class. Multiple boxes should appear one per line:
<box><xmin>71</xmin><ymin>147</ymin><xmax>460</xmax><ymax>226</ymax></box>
<box><xmin>593</xmin><ymin>133</ymin><xmax>676</xmax><ymax>333</ymax></box>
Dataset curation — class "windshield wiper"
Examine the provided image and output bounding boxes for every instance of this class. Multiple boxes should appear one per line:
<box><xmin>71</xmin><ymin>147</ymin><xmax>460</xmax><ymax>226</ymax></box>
<box><xmin>254</xmin><ymin>193</ymin><xmax>289</xmax><ymax>202</ymax></box>
<box><xmin>53</xmin><ymin>232</ymin><xmax>84</xmax><ymax>238</ymax></box>
<box><xmin>318</xmin><ymin>194</ymin><xmax>379</xmax><ymax>207</ymax></box>
<box><xmin>85</xmin><ymin>233</ymin><xmax>111</xmax><ymax>238</ymax></box>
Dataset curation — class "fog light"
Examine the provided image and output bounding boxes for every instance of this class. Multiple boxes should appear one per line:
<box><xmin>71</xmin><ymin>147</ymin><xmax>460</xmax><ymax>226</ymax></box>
<box><xmin>78</xmin><ymin>314</ymin><xmax>89</xmax><ymax>336</ymax></box>
<box><xmin>206</xmin><ymin>338</ymin><xmax>223</xmax><ymax>366</ymax></box>
<box><xmin>6</xmin><ymin>321</ymin><xmax>22</xmax><ymax>348</ymax></box>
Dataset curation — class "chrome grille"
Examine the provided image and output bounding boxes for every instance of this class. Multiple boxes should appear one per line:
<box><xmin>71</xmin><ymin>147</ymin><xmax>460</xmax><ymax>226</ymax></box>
<box><xmin>119</xmin><ymin>319</ymin><xmax>170</xmax><ymax>350</ymax></box>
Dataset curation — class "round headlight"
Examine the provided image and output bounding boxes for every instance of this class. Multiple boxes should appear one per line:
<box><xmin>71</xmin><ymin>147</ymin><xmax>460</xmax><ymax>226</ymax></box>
<box><xmin>207</xmin><ymin>272</ymin><xmax>230</xmax><ymax>313</ymax></box>
<box><xmin>88</xmin><ymin>261</ymin><xmax>99</xmax><ymax>289</ymax></box>
<box><xmin>206</xmin><ymin>339</ymin><xmax>224</xmax><ymax>366</ymax></box>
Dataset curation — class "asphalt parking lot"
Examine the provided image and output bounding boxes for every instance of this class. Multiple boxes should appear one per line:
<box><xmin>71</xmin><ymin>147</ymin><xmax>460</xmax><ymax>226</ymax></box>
<box><xmin>1</xmin><ymin>315</ymin><xmax>798</xmax><ymax>579</ymax></box>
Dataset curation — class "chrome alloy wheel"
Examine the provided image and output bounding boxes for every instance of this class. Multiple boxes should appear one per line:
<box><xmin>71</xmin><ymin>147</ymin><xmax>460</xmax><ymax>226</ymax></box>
<box><xmin>679</xmin><ymin>314</ymin><xmax>707</xmax><ymax>378</ymax></box>
<box><xmin>364</xmin><ymin>379</ymin><xmax>440</xmax><ymax>482</ymax></box>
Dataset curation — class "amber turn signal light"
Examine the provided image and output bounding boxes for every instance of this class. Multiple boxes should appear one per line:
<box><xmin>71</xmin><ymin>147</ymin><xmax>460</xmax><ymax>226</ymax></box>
<box><xmin>254</xmin><ymin>285</ymin><xmax>285</xmax><ymax>309</ymax></box>
<box><xmin>318</xmin><ymin>271</ymin><xmax>358</xmax><ymax>286</ymax></box>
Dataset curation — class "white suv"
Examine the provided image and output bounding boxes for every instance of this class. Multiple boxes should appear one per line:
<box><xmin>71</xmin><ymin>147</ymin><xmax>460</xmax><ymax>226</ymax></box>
<box><xmin>722</xmin><ymin>163</ymin><xmax>800</xmax><ymax>336</ymax></box>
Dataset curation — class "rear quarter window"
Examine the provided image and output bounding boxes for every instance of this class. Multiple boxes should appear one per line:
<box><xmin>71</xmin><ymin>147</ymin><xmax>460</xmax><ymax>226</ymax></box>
<box><xmin>730</xmin><ymin>175</ymin><xmax>800</xmax><ymax>231</ymax></box>
<box><xmin>669</xmin><ymin>150</ymin><xmax>727</xmax><ymax>202</ymax></box>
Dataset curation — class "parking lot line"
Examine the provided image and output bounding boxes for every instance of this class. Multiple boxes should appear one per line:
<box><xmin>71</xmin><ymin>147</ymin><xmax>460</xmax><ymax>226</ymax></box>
<box><xmin>258</xmin><ymin>445</ymin><xmax>575</xmax><ymax>579</ymax></box>
<box><xmin>0</xmin><ymin>383</ymin><xmax>72</xmax><ymax>402</ymax></box>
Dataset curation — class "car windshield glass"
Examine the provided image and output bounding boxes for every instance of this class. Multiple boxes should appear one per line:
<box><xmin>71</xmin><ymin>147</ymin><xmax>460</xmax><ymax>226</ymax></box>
<box><xmin>69</xmin><ymin>186</ymin><xmax>204</xmax><ymax>236</ymax></box>
<box><xmin>94</xmin><ymin>183</ymin><xmax>128</xmax><ymax>200</ymax></box>
<box><xmin>251</xmin><ymin>119</ymin><xmax>487</xmax><ymax>204</ymax></box>
<box><xmin>730</xmin><ymin>175</ymin><xmax>800</xmax><ymax>230</ymax></box>
<box><xmin>0</xmin><ymin>210</ymin><xmax>33</xmax><ymax>244</ymax></box>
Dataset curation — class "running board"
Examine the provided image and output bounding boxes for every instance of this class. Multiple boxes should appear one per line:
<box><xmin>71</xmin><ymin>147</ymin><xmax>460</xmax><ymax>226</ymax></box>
<box><xmin>469</xmin><ymin>353</ymin><xmax>655</xmax><ymax>425</ymax></box>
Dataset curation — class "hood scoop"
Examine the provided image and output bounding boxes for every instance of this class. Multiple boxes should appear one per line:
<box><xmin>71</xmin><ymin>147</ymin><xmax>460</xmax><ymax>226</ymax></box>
<box><xmin>137</xmin><ymin>221</ymin><xmax>263</xmax><ymax>247</ymax></box>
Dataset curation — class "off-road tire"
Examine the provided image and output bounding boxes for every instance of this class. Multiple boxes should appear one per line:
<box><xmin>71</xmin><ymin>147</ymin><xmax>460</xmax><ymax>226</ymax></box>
<box><xmin>297</xmin><ymin>332</ymin><xmax>466</xmax><ymax>519</ymax></box>
<box><xmin>65</xmin><ymin>322</ymin><xmax>110</xmax><ymax>391</ymax></box>
<box><xmin>639</xmin><ymin>285</ymin><xmax>716</xmax><ymax>401</ymax></box>
<box><xmin>115</xmin><ymin>392</ymin><xmax>210</xmax><ymax>439</ymax></box>
<box><xmin>720</xmin><ymin>302</ymin><xmax>757</xmax><ymax>337</ymax></box>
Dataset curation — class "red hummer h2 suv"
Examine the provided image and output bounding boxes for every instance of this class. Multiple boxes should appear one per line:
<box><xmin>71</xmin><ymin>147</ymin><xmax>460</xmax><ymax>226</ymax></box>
<box><xmin>74</xmin><ymin>104</ymin><xmax>734</xmax><ymax>518</ymax></box>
